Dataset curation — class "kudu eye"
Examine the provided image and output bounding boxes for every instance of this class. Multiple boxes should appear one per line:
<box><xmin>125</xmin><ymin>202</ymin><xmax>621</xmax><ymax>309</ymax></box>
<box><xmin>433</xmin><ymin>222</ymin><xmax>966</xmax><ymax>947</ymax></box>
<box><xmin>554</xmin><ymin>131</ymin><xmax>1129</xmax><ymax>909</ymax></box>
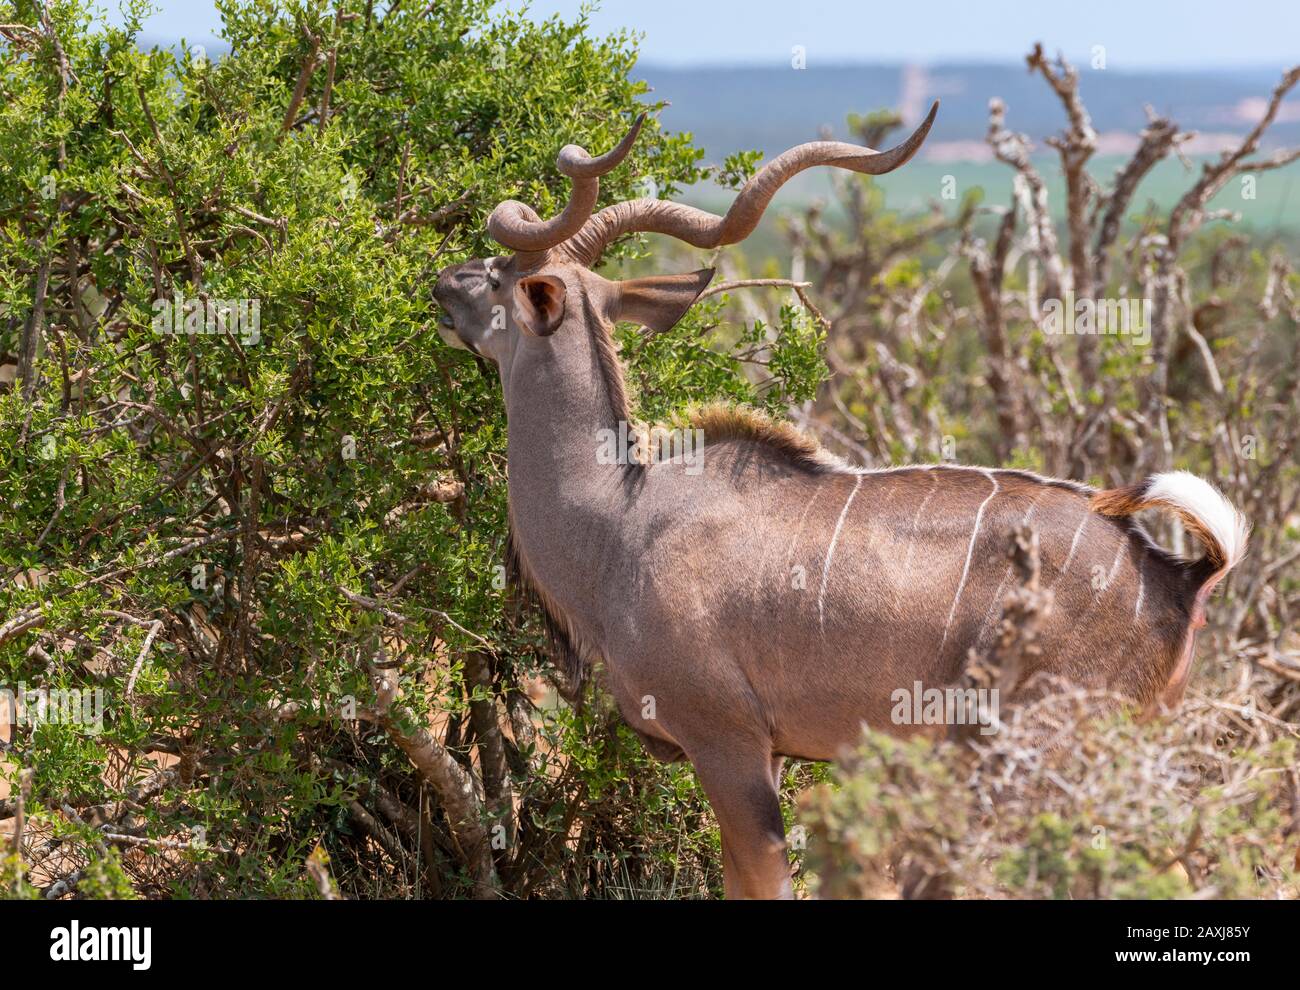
<box><xmin>485</xmin><ymin>265</ymin><xmax>501</xmax><ymax>290</ymax></box>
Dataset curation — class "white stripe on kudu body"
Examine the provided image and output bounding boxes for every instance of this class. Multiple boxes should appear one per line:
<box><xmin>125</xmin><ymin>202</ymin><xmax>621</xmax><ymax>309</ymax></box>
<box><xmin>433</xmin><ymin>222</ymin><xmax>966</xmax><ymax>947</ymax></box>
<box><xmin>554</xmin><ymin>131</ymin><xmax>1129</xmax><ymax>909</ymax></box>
<box><xmin>1104</xmin><ymin>540</ymin><xmax>1126</xmax><ymax>592</ymax></box>
<box><xmin>818</xmin><ymin>474</ymin><xmax>863</xmax><ymax>632</ymax></box>
<box><xmin>898</xmin><ymin>470</ymin><xmax>939</xmax><ymax>577</ymax></box>
<box><xmin>972</xmin><ymin>497</ymin><xmax>1040</xmax><ymax>648</ymax></box>
<box><xmin>938</xmin><ymin>471</ymin><xmax>999</xmax><ymax>656</ymax></box>
<box><xmin>1059</xmin><ymin>510</ymin><xmax>1089</xmax><ymax>579</ymax></box>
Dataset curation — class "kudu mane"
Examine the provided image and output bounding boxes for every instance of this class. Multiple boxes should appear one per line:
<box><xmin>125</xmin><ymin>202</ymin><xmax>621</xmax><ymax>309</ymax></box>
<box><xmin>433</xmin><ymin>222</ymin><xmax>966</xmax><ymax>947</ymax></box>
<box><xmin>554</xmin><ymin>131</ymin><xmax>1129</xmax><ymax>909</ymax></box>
<box><xmin>565</xmin><ymin>272</ymin><xmax>846</xmax><ymax>475</ymax></box>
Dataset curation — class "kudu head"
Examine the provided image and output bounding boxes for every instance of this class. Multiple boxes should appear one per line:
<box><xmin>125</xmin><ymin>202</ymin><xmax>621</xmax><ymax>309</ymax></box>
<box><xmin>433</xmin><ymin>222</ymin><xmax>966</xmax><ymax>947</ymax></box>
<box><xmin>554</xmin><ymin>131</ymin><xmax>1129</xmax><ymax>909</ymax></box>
<box><xmin>433</xmin><ymin>102</ymin><xmax>939</xmax><ymax>375</ymax></box>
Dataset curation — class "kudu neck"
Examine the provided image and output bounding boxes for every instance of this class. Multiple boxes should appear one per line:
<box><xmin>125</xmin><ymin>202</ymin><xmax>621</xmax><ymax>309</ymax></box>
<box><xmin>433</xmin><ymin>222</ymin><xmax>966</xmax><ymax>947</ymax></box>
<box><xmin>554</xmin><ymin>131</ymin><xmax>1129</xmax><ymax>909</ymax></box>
<box><xmin>503</xmin><ymin>313</ymin><xmax>631</xmax><ymax>489</ymax></box>
<box><xmin>501</xmin><ymin>309</ymin><xmax>635</xmax><ymax>623</ymax></box>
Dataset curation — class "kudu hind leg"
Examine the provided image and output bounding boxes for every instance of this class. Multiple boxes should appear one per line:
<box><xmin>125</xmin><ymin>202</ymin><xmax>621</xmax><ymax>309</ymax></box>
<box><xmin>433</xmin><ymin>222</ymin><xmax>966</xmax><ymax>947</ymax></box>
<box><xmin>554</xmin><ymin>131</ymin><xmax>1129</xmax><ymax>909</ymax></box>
<box><xmin>692</xmin><ymin>748</ymin><xmax>792</xmax><ymax>899</ymax></box>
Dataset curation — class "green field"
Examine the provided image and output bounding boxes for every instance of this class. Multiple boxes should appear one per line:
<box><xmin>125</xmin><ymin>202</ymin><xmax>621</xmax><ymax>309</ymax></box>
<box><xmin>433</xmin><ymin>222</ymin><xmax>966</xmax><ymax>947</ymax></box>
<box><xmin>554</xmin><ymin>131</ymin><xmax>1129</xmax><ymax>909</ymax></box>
<box><xmin>671</xmin><ymin>155</ymin><xmax>1300</xmax><ymax>265</ymax></box>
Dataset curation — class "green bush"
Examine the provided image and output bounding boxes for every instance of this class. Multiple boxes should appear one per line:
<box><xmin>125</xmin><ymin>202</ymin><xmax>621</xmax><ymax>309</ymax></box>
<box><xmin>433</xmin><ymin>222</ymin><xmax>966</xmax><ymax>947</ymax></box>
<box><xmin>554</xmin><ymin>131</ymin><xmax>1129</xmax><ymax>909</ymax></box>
<box><xmin>0</xmin><ymin>0</ymin><xmax>825</xmax><ymax>899</ymax></box>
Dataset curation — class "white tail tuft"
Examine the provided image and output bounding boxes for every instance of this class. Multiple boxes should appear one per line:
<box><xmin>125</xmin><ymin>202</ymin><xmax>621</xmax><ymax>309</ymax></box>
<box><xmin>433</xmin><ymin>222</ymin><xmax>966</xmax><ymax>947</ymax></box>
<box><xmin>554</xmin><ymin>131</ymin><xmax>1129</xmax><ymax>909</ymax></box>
<box><xmin>1145</xmin><ymin>471</ymin><xmax>1249</xmax><ymax>571</ymax></box>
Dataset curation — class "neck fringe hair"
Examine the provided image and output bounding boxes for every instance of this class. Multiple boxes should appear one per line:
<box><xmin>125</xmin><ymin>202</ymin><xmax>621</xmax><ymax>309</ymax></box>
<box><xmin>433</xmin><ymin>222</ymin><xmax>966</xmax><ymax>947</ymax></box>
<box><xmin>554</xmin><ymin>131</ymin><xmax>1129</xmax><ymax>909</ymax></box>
<box><xmin>686</xmin><ymin>403</ymin><xmax>842</xmax><ymax>473</ymax></box>
<box><xmin>506</xmin><ymin>509</ymin><xmax>596</xmax><ymax>703</ymax></box>
<box><xmin>584</xmin><ymin>291</ymin><xmax>633</xmax><ymax>426</ymax></box>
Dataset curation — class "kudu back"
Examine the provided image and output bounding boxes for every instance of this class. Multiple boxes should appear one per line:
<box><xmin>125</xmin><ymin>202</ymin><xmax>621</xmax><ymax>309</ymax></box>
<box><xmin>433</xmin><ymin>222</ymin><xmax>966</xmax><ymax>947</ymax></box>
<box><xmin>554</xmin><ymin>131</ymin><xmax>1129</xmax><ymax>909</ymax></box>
<box><xmin>432</xmin><ymin>104</ymin><xmax>1249</xmax><ymax>899</ymax></box>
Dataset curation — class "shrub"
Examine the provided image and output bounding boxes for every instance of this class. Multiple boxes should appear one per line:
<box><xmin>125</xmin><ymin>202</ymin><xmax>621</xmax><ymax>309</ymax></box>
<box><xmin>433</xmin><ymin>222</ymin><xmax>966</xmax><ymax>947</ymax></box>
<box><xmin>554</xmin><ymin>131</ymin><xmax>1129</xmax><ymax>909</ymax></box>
<box><xmin>0</xmin><ymin>0</ymin><xmax>823</xmax><ymax>899</ymax></box>
<box><xmin>802</xmin><ymin>686</ymin><xmax>1300</xmax><ymax>899</ymax></box>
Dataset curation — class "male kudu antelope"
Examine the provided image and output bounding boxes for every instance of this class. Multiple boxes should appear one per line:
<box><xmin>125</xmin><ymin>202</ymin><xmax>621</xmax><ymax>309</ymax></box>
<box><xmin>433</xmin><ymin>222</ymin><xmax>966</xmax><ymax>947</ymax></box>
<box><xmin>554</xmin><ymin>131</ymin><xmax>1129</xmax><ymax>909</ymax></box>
<box><xmin>433</xmin><ymin>103</ymin><xmax>1248</xmax><ymax>899</ymax></box>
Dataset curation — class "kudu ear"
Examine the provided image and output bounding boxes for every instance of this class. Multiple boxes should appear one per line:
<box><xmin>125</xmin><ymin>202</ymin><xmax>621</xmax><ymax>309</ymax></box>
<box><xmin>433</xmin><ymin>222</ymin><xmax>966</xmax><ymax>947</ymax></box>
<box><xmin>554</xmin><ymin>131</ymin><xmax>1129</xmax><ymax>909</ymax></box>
<box><xmin>513</xmin><ymin>274</ymin><xmax>567</xmax><ymax>337</ymax></box>
<box><xmin>612</xmin><ymin>268</ymin><xmax>715</xmax><ymax>334</ymax></box>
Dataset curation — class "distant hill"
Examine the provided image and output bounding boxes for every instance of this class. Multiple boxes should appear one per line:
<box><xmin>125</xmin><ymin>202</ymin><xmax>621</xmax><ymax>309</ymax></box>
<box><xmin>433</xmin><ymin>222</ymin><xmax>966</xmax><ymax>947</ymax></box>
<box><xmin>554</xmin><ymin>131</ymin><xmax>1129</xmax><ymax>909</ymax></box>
<box><xmin>132</xmin><ymin>40</ymin><xmax>1299</xmax><ymax>229</ymax></box>
<box><xmin>137</xmin><ymin>40</ymin><xmax>1298</xmax><ymax>161</ymax></box>
<box><xmin>635</xmin><ymin>61</ymin><xmax>1300</xmax><ymax>162</ymax></box>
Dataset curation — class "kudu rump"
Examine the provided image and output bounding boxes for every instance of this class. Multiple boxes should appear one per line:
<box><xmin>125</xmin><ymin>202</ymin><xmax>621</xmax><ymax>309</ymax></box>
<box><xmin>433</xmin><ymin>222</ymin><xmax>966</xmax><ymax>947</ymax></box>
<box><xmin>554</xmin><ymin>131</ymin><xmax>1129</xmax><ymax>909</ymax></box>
<box><xmin>433</xmin><ymin>104</ymin><xmax>1249</xmax><ymax>899</ymax></box>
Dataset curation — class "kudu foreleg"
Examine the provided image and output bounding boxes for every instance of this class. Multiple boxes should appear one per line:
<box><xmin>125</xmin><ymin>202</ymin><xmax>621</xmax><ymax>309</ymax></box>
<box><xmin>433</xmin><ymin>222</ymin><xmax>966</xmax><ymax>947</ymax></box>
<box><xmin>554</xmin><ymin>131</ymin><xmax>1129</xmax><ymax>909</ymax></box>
<box><xmin>691</xmin><ymin>749</ymin><xmax>792</xmax><ymax>899</ymax></box>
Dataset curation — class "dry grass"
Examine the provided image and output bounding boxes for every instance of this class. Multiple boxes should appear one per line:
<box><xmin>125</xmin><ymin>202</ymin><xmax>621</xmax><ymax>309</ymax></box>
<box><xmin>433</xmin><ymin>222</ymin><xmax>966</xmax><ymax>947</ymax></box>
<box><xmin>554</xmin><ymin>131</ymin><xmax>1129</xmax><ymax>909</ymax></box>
<box><xmin>801</xmin><ymin>644</ymin><xmax>1300</xmax><ymax>899</ymax></box>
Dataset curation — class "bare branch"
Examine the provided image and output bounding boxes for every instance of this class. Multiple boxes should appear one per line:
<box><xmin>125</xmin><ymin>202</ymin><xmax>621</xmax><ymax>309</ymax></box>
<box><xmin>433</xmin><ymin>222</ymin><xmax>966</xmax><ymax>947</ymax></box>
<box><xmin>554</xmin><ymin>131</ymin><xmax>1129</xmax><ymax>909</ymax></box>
<box><xmin>1093</xmin><ymin>111</ymin><xmax>1184</xmax><ymax>287</ymax></box>
<box><xmin>699</xmin><ymin>278</ymin><xmax>813</xmax><ymax>299</ymax></box>
<box><xmin>282</xmin><ymin>30</ymin><xmax>323</xmax><ymax>133</ymax></box>
<box><xmin>986</xmin><ymin>97</ymin><xmax>1065</xmax><ymax>306</ymax></box>
<box><xmin>361</xmin><ymin>648</ymin><xmax>499</xmax><ymax>898</ymax></box>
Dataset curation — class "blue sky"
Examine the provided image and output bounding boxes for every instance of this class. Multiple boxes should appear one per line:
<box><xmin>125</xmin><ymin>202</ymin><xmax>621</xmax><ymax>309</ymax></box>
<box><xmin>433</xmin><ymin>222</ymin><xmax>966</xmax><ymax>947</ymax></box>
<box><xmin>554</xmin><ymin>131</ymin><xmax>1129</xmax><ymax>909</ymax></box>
<box><xmin>109</xmin><ymin>0</ymin><xmax>1299</xmax><ymax>70</ymax></box>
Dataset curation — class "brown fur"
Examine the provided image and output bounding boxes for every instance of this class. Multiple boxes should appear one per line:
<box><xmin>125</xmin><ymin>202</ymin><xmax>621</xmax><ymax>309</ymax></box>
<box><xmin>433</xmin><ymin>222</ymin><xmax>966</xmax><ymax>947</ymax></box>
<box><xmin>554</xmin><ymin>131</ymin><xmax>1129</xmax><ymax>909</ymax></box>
<box><xmin>687</xmin><ymin>403</ymin><xmax>841</xmax><ymax>473</ymax></box>
<box><xmin>1091</xmin><ymin>482</ymin><xmax>1230</xmax><ymax>570</ymax></box>
<box><xmin>1089</xmin><ymin>483</ymin><xmax>1147</xmax><ymax>517</ymax></box>
<box><xmin>585</xmin><ymin>292</ymin><xmax>634</xmax><ymax>426</ymax></box>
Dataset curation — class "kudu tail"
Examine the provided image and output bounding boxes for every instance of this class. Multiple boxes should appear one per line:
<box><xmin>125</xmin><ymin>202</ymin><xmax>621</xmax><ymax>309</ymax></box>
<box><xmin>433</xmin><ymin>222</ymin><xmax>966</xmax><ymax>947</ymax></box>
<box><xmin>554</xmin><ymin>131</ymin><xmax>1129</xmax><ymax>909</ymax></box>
<box><xmin>1092</xmin><ymin>471</ymin><xmax>1249</xmax><ymax>708</ymax></box>
<box><xmin>1091</xmin><ymin>471</ymin><xmax>1249</xmax><ymax>578</ymax></box>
